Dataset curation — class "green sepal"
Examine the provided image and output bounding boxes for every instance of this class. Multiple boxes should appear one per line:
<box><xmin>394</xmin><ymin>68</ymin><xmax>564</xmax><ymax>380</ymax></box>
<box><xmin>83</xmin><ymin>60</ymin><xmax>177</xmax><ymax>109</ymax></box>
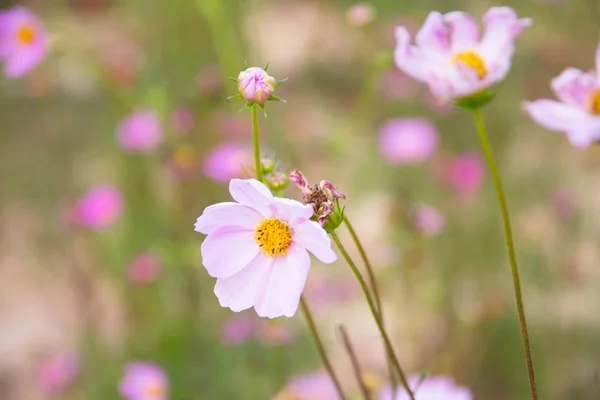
<box><xmin>275</xmin><ymin>78</ymin><xmax>288</xmax><ymax>87</ymax></box>
<box><xmin>323</xmin><ymin>200</ymin><xmax>345</xmax><ymax>233</ymax></box>
<box><xmin>227</xmin><ymin>93</ymin><xmax>243</xmax><ymax>100</ymax></box>
<box><xmin>267</xmin><ymin>95</ymin><xmax>286</xmax><ymax>103</ymax></box>
<box><xmin>228</xmin><ymin>77</ymin><xmax>238</xmax><ymax>83</ymax></box>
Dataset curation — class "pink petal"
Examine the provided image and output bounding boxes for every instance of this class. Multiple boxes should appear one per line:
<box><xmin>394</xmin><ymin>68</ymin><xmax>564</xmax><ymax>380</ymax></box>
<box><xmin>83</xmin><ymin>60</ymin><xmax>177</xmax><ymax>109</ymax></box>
<box><xmin>394</xmin><ymin>27</ymin><xmax>440</xmax><ymax>83</ymax></box>
<box><xmin>480</xmin><ymin>7</ymin><xmax>531</xmax><ymax>61</ymax></box>
<box><xmin>229</xmin><ymin>179</ymin><xmax>273</xmax><ymax>216</ymax></box>
<box><xmin>550</xmin><ymin>68</ymin><xmax>597</xmax><ymax>108</ymax></box>
<box><xmin>293</xmin><ymin>221</ymin><xmax>337</xmax><ymax>264</ymax></box>
<box><xmin>596</xmin><ymin>42</ymin><xmax>600</xmax><ymax>81</ymax></box>
<box><xmin>201</xmin><ymin>227</ymin><xmax>259</xmax><ymax>278</ymax></box>
<box><xmin>4</xmin><ymin>45</ymin><xmax>45</xmax><ymax>77</ymax></box>
<box><xmin>444</xmin><ymin>11</ymin><xmax>479</xmax><ymax>50</ymax></box>
<box><xmin>268</xmin><ymin>197</ymin><xmax>314</xmax><ymax>225</ymax></box>
<box><xmin>254</xmin><ymin>244</ymin><xmax>311</xmax><ymax>318</ymax></box>
<box><xmin>195</xmin><ymin>202</ymin><xmax>262</xmax><ymax>234</ymax></box>
<box><xmin>415</xmin><ymin>12</ymin><xmax>449</xmax><ymax>54</ymax></box>
<box><xmin>214</xmin><ymin>253</ymin><xmax>272</xmax><ymax>312</ymax></box>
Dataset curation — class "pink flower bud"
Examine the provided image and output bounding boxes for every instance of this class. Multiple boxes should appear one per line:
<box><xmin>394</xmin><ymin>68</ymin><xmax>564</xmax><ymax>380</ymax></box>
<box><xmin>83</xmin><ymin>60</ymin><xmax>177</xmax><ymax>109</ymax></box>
<box><xmin>128</xmin><ymin>251</ymin><xmax>161</xmax><ymax>285</ymax></box>
<box><xmin>346</xmin><ymin>3</ymin><xmax>375</xmax><ymax>27</ymax></box>
<box><xmin>237</xmin><ymin>67</ymin><xmax>276</xmax><ymax>104</ymax></box>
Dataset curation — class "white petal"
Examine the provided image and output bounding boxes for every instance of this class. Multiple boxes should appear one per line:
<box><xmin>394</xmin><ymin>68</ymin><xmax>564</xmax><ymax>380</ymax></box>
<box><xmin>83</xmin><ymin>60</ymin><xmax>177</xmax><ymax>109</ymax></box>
<box><xmin>444</xmin><ymin>11</ymin><xmax>479</xmax><ymax>50</ymax></box>
<box><xmin>201</xmin><ymin>227</ymin><xmax>259</xmax><ymax>278</ymax></box>
<box><xmin>293</xmin><ymin>221</ymin><xmax>337</xmax><ymax>264</ymax></box>
<box><xmin>415</xmin><ymin>12</ymin><xmax>449</xmax><ymax>54</ymax></box>
<box><xmin>228</xmin><ymin>178</ymin><xmax>273</xmax><ymax>216</ymax></box>
<box><xmin>214</xmin><ymin>253</ymin><xmax>272</xmax><ymax>312</ymax></box>
<box><xmin>194</xmin><ymin>202</ymin><xmax>262</xmax><ymax>234</ymax></box>
<box><xmin>523</xmin><ymin>99</ymin><xmax>595</xmax><ymax>132</ymax></box>
<box><xmin>268</xmin><ymin>197</ymin><xmax>314</xmax><ymax>225</ymax></box>
<box><xmin>254</xmin><ymin>244</ymin><xmax>311</xmax><ymax>318</ymax></box>
<box><xmin>394</xmin><ymin>27</ymin><xmax>443</xmax><ymax>83</ymax></box>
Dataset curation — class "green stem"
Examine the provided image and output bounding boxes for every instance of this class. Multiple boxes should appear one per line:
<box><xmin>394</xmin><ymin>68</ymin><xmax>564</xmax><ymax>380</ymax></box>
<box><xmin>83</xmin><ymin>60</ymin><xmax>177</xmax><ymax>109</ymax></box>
<box><xmin>251</xmin><ymin>105</ymin><xmax>263</xmax><ymax>182</ymax></box>
<box><xmin>471</xmin><ymin>108</ymin><xmax>538</xmax><ymax>400</ymax></box>
<box><xmin>343</xmin><ymin>215</ymin><xmax>397</xmax><ymax>391</ymax></box>
<box><xmin>300</xmin><ymin>297</ymin><xmax>347</xmax><ymax>400</ymax></box>
<box><xmin>330</xmin><ymin>232</ymin><xmax>415</xmax><ymax>400</ymax></box>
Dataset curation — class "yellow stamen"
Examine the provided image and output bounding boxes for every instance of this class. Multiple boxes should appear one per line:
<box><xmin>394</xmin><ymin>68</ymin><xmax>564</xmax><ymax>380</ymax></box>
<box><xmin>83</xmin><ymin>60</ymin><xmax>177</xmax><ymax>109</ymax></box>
<box><xmin>17</xmin><ymin>25</ymin><xmax>35</xmax><ymax>44</ymax></box>
<box><xmin>453</xmin><ymin>51</ymin><xmax>486</xmax><ymax>79</ymax></box>
<box><xmin>254</xmin><ymin>217</ymin><xmax>292</xmax><ymax>258</ymax></box>
<box><xmin>589</xmin><ymin>89</ymin><xmax>600</xmax><ymax>115</ymax></box>
<box><xmin>144</xmin><ymin>383</ymin><xmax>164</xmax><ymax>398</ymax></box>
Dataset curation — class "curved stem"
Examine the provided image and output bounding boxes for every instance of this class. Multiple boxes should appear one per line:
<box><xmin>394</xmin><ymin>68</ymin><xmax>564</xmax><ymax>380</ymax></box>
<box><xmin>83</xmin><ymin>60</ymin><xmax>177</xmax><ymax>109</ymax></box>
<box><xmin>300</xmin><ymin>297</ymin><xmax>347</xmax><ymax>400</ymax></box>
<box><xmin>471</xmin><ymin>108</ymin><xmax>538</xmax><ymax>400</ymax></box>
<box><xmin>251</xmin><ymin>105</ymin><xmax>263</xmax><ymax>182</ymax></box>
<box><xmin>331</xmin><ymin>232</ymin><xmax>415</xmax><ymax>400</ymax></box>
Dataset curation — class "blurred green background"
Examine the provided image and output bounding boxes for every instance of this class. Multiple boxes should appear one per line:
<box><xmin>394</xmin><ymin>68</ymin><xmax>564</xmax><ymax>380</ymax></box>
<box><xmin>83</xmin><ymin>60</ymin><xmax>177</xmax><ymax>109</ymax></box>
<box><xmin>2</xmin><ymin>0</ymin><xmax>600</xmax><ymax>399</ymax></box>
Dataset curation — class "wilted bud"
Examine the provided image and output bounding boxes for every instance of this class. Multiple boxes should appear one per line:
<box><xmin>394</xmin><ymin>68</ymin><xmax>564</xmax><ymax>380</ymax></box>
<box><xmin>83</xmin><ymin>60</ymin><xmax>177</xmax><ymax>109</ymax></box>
<box><xmin>237</xmin><ymin>67</ymin><xmax>276</xmax><ymax>105</ymax></box>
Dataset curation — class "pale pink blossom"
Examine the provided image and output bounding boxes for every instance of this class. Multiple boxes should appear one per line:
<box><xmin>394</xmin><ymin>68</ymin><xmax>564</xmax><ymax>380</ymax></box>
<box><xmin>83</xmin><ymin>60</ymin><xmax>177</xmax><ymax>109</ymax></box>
<box><xmin>128</xmin><ymin>251</ymin><xmax>161</xmax><ymax>285</ymax></box>
<box><xmin>378</xmin><ymin>118</ymin><xmax>438</xmax><ymax>165</ymax></box>
<box><xmin>394</xmin><ymin>7</ymin><xmax>531</xmax><ymax>101</ymax></box>
<box><xmin>411</xmin><ymin>204</ymin><xmax>444</xmax><ymax>237</ymax></box>
<box><xmin>117</xmin><ymin>108</ymin><xmax>163</xmax><ymax>152</ymax></box>
<box><xmin>119</xmin><ymin>362</ymin><xmax>168</xmax><ymax>400</ymax></box>
<box><xmin>523</xmin><ymin>43</ymin><xmax>600</xmax><ymax>147</ymax></box>
<box><xmin>238</xmin><ymin>67</ymin><xmax>276</xmax><ymax>104</ymax></box>
<box><xmin>380</xmin><ymin>374</ymin><xmax>472</xmax><ymax>400</ymax></box>
<box><xmin>203</xmin><ymin>142</ymin><xmax>252</xmax><ymax>183</ymax></box>
<box><xmin>194</xmin><ymin>179</ymin><xmax>337</xmax><ymax>318</ymax></box>
<box><xmin>37</xmin><ymin>354</ymin><xmax>78</xmax><ymax>394</ymax></box>
<box><xmin>274</xmin><ymin>371</ymin><xmax>341</xmax><ymax>400</ymax></box>
<box><xmin>346</xmin><ymin>3</ymin><xmax>375</xmax><ymax>27</ymax></box>
<box><xmin>73</xmin><ymin>185</ymin><xmax>123</xmax><ymax>230</ymax></box>
<box><xmin>170</xmin><ymin>107</ymin><xmax>195</xmax><ymax>134</ymax></box>
<box><xmin>0</xmin><ymin>6</ymin><xmax>48</xmax><ymax>78</ymax></box>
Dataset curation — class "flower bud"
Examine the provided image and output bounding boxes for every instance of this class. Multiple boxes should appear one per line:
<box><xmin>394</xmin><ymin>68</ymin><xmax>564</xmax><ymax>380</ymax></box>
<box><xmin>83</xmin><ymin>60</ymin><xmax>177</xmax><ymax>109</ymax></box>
<box><xmin>265</xmin><ymin>172</ymin><xmax>289</xmax><ymax>192</ymax></box>
<box><xmin>261</xmin><ymin>157</ymin><xmax>276</xmax><ymax>174</ymax></box>
<box><xmin>237</xmin><ymin>67</ymin><xmax>276</xmax><ymax>105</ymax></box>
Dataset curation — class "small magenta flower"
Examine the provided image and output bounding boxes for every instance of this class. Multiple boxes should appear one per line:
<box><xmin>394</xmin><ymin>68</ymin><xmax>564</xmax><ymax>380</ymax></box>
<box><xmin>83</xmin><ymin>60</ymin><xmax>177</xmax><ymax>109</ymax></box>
<box><xmin>394</xmin><ymin>7</ymin><xmax>531</xmax><ymax>105</ymax></box>
<box><xmin>37</xmin><ymin>354</ymin><xmax>78</xmax><ymax>394</ymax></box>
<box><xmin>117</xmin><ymin>108</ymin><xmax>163</xmax><ymax>152</ymax></box>
<box><xmin>203</xmin><ymin>142</ymin><xmax>253</xmax><ymax>183</ymax></box>
<box><xmin>274</xmin><ymin>371</ymin><xmax>341</xmax><ymax>400</ymax></box>
<box><xmin>119</xmin><ymin>362</ymin><xmax>168</xmax><ymax>400</ymax></box>
<box><xmin>128</xmin><ymin>251</ymin><xmax>161</xmax><ymax>285</ymax></box>
<box><xmin>379</xmin><ymin>374</ymin><xmax>472</xmax><ymax>400</ymax></box>
<box><xmin>170</xmin><ymin>107</ymin><xmax>195</xmax><ymax>135</ymax></box>
<box><xmin>378</xmin><ymin>118</ymin><xmax>438</xmax><ymax>165</ymax></box>
<box><xmin>446</xmin><ymin>152</ymin><xmax>486</xmax><ymax>198</ymax></box>
<box><xmin>411</xmin><ymin>204</ymin><xmax>445</xmax><ymax>237</ymax></box>
<box><xmin>74</xmin><ymin>185</ymin><xmax>123</xmax><ymax>230</ymax></box>
<box><xmin>289</xmin><ymin>170</ymin><xmax>345</xmax><ymax>228</ymax></box>
<box><xmin>237</xmin><ymin>67</ymin><xmax>277</xmax><ymax>105</ymax></box>
<box><xmin>0</xmin><ymin>6</ymin><xmax>48</xmax><ymax>78</ymax></box>
<box><xmin>523</xmin><ymin>43</ymin><xmax>600</xmax><ymax>147</ymax></box>
<box><xmin>194</xmin><ymin>179</ymin><xmax>337</xmax><ymax>318</ymax></box>
<box><xmin>346</xmin><ymin>3</ymin><xmax>376</xmax><ymax>27</ymax></box>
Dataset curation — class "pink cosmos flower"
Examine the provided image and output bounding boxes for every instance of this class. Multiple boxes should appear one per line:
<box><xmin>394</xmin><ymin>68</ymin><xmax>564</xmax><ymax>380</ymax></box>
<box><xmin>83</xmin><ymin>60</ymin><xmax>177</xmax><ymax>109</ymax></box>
<box><xmin>394</xmin><ymin>7</ymin><xmax>531</xmax><ymax>101</ymax></box>
<box><xmin>170</xmin><ymin>107</ymin><xmax>195</xmax><ymax>134</ymax></box>
<box><xmin>128</xmin><ymin>251</ymin><xmax>161</xmax><ymax>285</ymax></box>
<box><xmin>378</xmin><ymin>118</ymin><xmax>438</xmax><ymax>165</ymax></box>
<box><xmin>446</xmin><ymin>152</ymin><xmax>486</xmax><ymax>198</ymax></box>
<box><xmin>37</xmin><ymin>354</ymin><xmax>78</xmax><ymax>394</ymax></box>
<box><xmin>203</xmin><ymin>142</ymin><xmax>252</xmax><ymax>183</ymax></box>
<box><xmin>411</xmin><ymin>204</ymin><xmax>444</xmax><ymax>237</ymax></box>
<box><xmin>379</xmin><ymin>374</ymin><xmax>472</xmax><ymax>400</ymax></box>
<box><xmin>0</xmin><ymin>6</ymin><xmax>48</xmax><ymax>78</ymax></box>
<box><xmin>117</xmin><ymin>108</ymin><xmax>163</xmax><ymax>152</ymax></box>
<box><xmin>346</xmin><ymin>3</ymin><xmax>376</xmax><ymax>27</ymax></box>
<box><xmin>304</xmin><ymin>276</ymin><xmax>358</xmax><ymax>307</ymax></box>
<box><xmin>274</xmin><ymin>371</ymin><xmax>341</xmax><ymax>400</ymax></box>
<box><xmin>73</xmin><ymin>185</ymin><xmax>123</xmax><ymax>230</ymax></box>
<box><xmin>194</xmin><ymin>179</ymin><xmax>337</xmax><ymax>318</ymax></box>
<box><xmin>222</xmin><ymin>313</ymin><xmax>258</xmax><ymax>345</ymax></box>
<box><xmin>523</xmin><ymin>43</ymin><xmax>600</xmax><ymax>147</ymax></box>
<box><xmin>119</xmin><ymin>362</ymin><xmax>168</xmax><ymax>400</ymax></box>
<box><xmin>238</xmin><ymin>67</ymin><xmax>276</xmax><ymax>104</ymax></box>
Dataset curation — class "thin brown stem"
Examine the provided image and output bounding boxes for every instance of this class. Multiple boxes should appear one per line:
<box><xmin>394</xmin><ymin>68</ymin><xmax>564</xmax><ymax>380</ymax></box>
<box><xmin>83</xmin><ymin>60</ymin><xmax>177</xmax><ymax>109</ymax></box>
<box><xmin>338</xmin><ymin>325</ymin><xmax>372</xmax><ymax>400</ymax></box>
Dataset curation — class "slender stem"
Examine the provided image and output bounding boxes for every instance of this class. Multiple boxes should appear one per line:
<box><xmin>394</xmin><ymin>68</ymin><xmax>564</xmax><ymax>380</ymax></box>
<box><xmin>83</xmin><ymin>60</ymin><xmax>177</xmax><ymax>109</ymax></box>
<box><xmin>338</xmin><ymin>325</ymin><xmax>372</xmax><ymax>400</ymax></box>
<box><xmin>343</xmin><ymin>215</ymin><xmax>398</xmax><ymax>392</ymax></box>
<box><xmin>471</xmin><ymin>108</ymin><xmax>538</xmax><ymax>400</ymax></box>
<box><xmin>251</xmin><ymin>105</ymin><xmax>263</xmax><ymax>182</ymax></box>
<box><xmin>330</xmin><ymin>232</ymin><xmax>415</xmax><ymax>400</ymax></box>
<box><xmin>300</xmin><ymin>297</ymin><xmax>347</xmax><ymax>400</ymax></box>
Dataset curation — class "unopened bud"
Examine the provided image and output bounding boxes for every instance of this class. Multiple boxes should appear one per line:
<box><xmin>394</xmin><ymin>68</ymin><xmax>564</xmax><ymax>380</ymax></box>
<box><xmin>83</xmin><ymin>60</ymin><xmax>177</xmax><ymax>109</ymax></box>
<box><xmin>237</xmin><ymin>67</ymin><xmax>276</xmax><ymax>105</ymax></box>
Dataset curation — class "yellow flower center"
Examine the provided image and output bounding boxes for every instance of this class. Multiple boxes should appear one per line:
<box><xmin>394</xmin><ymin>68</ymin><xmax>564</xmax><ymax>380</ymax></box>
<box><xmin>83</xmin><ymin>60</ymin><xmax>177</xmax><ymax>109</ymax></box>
<box><xmin>589</xmin><ymin>89</ymin><xmax>600</xmax><ymax>116</ymax></box>
<box><xmin>254</xmin><ymin>217</ymin><xmax>292</xmax><ymax>258</ymax></box>
<box><xmin>453</xmin><ymin>51</ymin><xmax>486</xmax><ymax>79</ymax></box>
<box><xmin>17</xmin><ymin>25</ymin><xmax>35</xmax><ymax>44</ymax></box>
<box><xmin>144</xmin><ymin>382</ymin><xmax>164</xmax><ymax>398</ymax></box>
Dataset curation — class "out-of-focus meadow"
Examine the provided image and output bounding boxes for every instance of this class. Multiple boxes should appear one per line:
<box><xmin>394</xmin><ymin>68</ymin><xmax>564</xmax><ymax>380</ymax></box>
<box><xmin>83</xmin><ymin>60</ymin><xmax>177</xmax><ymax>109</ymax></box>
<box><xmin>2</xmin><ymin>0</ymin><xmax>600</xmax><ymax>398</ymax></box>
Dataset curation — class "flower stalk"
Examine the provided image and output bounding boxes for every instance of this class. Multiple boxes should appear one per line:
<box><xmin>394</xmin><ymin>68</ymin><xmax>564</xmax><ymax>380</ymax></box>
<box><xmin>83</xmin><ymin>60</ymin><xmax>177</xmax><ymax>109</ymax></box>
<box><xmin>251</xmin><ymin>105</ymin><xmax>263</xmax><ymax>182</ymax></box>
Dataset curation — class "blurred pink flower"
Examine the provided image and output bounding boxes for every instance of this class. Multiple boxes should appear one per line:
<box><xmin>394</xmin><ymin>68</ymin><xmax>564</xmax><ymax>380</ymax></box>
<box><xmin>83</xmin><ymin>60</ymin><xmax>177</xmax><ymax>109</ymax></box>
<box><xmin>304</xmin><ymin>276</ymin><xmax>358</xmax><ymax>307</ymax></box>
<box><xmin>222</xmin><ymin>313</ymin><xmax>258</xmax><ymax>345</ymax></box>
<box><xmin>378</xmin><ymin>118</ymin><xmax>438</xmax><ymax>165</ymax></box>
<box><xmin>117</xmin><ymin>108</ymin><xmax>163</xmax><ymax>152</ymax></box>
<box><xmin>74</xmin><ymin>185</ymin><xmax>123</xmax><ymax>230</ymax></box>
<box><xmin>257</xmin><ymin>320</ymin><xmax>296</xmax><ymax>346</ymax></box>
<box><xmin>380</xmin><ymin>69</ymin><xmax>419</xmax><ymax>101</ymax></box>
<box><xmin>0</xmin><ymin>6</ymin><xmax>48</xmax><ymax>78</ymax></box>
<box><xmin>194</xmin><ymin>179</ymin><xmax>337</xmax><ymax>318</ymax></box>
<box><xmin>119</xmin><ymin>362</ymin><xmax>168</xmax><ymax>400</ymax></box>
<box><xmin>523</xmin><ymin>43</ymin><xmax>600</xmax><ymax>147</ymax></box>
<box><xmin>552</xmin><ymin>188</ymin><xmax>577</xmax><ymax>219</ymax></box>
<box><xmin>170</xmin><ymin>107</ymin><xmax>195</xmax><ymax>134</ymax></box>
<box><xmin>168</xmin><ymin>145</ymin><xmax>198</xmax><ymax>180</ymax></box>
<box><xmin>411</xmin><ymin>204</ymin><xmax>444</xmax><ymax>237</ymax></box>
<box><xmin>446</xmin><ymin>152</ymin><xmax>486</xmax><ymax>198</ymax></box>
<box><xmin>195</xmin><ymin>64</ymin><xmax>222</xmax><ymax>95</ymax></box>
<box><xmin>37</xmin><ymin>354</ymin><xmax>78</xmax><ymax>394</ymax></box>
<box><xmin>394</xmin><ymin>7</ymin><xmax>531</xmax><ymax>101</ymax></box>
<box><xmin>128</xmin><ymin>251</ymin><xmax>161</xmax><ymax>285</ymax></box>
<box><xmin>346</xmin><ymin>3</ymin><xmax>375</xmax><ymax>27</ymax></box>
<box><xmin>274</xmin><ymin>371</ymin><xmax>341</xmax><ymax>400</ymax></box>
<box><xmin>203</xmin><ymin>142</ymin><xmax>253</xmax><ymax>183</ymax></box>
<box><xmin>238</xmin><ymin>67</ymin><xmax>276</xmax><ymax>104</ymax></box>
<box><xmin>379</xmin><ymin>374</ymin><xmax>472</xmax><ymax>400</ymax></box>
